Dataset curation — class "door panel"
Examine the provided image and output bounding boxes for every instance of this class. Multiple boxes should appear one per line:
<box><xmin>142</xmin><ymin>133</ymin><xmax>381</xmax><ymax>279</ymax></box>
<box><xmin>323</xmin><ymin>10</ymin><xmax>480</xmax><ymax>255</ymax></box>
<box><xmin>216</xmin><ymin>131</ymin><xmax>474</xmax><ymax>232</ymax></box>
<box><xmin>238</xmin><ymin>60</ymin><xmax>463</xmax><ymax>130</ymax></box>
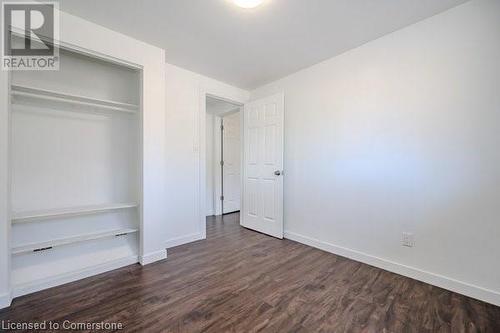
<box><xmin>222</xmin><ymin>112</ymin><xmax>241</xmax><ymax>214</ymax></box>
<box><xmin>242</xmin><ymin>93</ymin><xmax>284</xmax><ymax>239</ymax></box>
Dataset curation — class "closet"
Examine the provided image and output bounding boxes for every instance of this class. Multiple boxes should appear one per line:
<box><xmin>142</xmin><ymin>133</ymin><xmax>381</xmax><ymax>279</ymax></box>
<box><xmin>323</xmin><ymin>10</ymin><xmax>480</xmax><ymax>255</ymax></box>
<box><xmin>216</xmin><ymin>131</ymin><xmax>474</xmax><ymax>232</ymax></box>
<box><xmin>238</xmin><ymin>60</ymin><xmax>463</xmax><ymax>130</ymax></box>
<box><xmin>9</xmin><ymin>47</ymin><xmax>142</xmax><ymax>296</ymax></box>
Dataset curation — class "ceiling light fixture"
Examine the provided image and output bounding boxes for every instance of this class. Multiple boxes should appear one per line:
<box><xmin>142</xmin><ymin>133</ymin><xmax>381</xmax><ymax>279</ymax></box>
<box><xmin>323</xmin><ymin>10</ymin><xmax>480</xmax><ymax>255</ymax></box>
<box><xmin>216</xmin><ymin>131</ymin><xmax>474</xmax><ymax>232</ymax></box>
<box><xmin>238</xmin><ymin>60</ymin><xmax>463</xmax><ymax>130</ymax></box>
<box><xmin>233</xmin><ymin>0</ymin><xmax>264</xmax><ymax>9</ymax></box>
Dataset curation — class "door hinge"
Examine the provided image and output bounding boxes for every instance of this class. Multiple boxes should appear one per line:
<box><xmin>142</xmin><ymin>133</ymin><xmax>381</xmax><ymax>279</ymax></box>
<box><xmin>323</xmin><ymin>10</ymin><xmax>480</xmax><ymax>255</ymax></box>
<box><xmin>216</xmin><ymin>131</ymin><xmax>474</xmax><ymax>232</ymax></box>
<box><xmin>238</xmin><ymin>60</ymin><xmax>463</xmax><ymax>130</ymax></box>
<box><xmin>220</xmin><ymin>195</ymin><xmax>224</xmax><ymax>201</ymax></box>
<box><xmin>220</xmin><ymin>160</ymin><xmax>224</xmax><ymax>166</ymax></box>
<box><xmin>221</xmin><ymin>124</ymin><xmax>224</xmax><ymax>131</ymax></box>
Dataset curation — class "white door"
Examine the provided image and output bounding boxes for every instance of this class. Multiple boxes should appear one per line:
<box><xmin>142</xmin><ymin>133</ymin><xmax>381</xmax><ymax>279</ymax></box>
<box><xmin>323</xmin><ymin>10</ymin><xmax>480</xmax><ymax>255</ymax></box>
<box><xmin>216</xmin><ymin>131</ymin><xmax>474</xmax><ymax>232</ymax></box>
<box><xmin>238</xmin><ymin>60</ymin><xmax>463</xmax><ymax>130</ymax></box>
<box><xmin>242</xmin><ymin>93</ymin><xmax>284</xmax><ymax>239</ymax></box>
<box><xmin>222</xmin><ymin>112</ymin><xmax>241</xmax><ymax>214</ymax></box>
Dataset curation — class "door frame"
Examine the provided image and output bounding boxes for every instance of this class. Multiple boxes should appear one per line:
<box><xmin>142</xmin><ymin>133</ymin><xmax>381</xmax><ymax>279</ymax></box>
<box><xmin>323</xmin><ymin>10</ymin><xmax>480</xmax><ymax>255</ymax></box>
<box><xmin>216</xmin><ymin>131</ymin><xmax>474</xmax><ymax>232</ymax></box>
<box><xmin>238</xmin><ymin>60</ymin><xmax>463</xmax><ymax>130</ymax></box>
<box><xmin>198</xmin><ymin>87</ymin><xmax>247</xmax><ymax>239</ymax></box>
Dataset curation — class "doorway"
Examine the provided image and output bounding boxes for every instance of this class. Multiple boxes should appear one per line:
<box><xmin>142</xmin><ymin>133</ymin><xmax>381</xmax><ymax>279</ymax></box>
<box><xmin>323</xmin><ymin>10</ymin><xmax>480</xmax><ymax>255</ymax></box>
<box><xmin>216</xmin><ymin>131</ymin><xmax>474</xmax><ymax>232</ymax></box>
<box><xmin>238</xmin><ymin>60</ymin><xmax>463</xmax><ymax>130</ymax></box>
<box><xmin>206</xmin><ymin>96</ymin><xmax>242</xmax><ymax>217</ymax></box>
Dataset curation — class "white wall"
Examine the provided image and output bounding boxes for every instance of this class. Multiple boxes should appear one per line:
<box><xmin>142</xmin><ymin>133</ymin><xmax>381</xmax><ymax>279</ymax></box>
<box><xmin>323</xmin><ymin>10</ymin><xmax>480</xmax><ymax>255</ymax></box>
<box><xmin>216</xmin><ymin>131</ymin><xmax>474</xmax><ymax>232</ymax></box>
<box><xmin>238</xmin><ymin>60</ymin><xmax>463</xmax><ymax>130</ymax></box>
<box><xmin>206</xmin><ymin>113</ymin><xmax>215</xmax><ymax>216</ymax></box>
<box><xmin>165</xmin><ymin>64</ymin><xmax>249</xmax><ymax>248</ymax></box>
<box><xmin>251</xmin><ymin>0</ymin><xmax>500</xmax><ymax>305</ymax></box>
<box><xmin>0</xmin><ymin>61</ymin><xmax>11</xmax><ymax>308</ymax></box>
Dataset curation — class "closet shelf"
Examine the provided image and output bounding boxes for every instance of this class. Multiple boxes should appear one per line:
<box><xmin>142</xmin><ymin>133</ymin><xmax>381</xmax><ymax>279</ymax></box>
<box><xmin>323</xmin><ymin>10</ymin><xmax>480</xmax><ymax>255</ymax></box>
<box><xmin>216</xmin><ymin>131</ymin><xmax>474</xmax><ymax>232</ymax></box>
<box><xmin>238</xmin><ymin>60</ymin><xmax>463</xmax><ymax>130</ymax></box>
<box><xmin>12</xmin><ymin>203</ymin><xmax>139</xmax><ymax>224</ymax></box>
<box><xmin>12</xmin><ymin>228</ymin><xmax>139</xmax><ymax>255</ymax></box>
<box><xmin>10</xmin><ymin>84</ymin><xmax>139</xmax><ymax>113</ymax></box>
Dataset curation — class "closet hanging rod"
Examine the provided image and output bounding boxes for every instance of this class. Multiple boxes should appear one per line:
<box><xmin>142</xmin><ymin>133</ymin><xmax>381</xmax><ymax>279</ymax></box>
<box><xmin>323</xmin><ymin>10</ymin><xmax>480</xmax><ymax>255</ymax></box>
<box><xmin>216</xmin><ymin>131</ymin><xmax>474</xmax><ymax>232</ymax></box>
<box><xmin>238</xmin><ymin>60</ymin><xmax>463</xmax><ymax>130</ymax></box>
<box><xmin>10</xmin><ymin>84</ymin><xmax>139</xmax><ymax>113</ymax></box>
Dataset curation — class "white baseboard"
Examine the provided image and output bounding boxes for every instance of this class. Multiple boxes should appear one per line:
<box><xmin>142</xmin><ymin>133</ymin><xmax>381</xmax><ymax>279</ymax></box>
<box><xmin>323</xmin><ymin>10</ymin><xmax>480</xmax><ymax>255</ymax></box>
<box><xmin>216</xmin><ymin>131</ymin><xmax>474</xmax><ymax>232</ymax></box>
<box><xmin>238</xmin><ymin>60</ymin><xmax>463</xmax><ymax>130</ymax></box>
<box><xmin>139</xmin><ymin>249</ymin><xmax>167</xmax><ymax>265</ymax></box>
<box><xmin>165</xmin><ymin>233</ymin><xmax>204</xmax><ymax>249</ymax></box>
<box><xmin>284</xmin><ymin>231</ymin><xmax>500</xmax><ymax>306</ymax></box>
<box><xmin>13</xmin><ymin>255</ymin><xmax>139</xmax><ymax>299</ymax></box>
<box><xmin>0</xmin><ymin>291</ymin><xmax>12</xmax><ymax>309</ymax></box>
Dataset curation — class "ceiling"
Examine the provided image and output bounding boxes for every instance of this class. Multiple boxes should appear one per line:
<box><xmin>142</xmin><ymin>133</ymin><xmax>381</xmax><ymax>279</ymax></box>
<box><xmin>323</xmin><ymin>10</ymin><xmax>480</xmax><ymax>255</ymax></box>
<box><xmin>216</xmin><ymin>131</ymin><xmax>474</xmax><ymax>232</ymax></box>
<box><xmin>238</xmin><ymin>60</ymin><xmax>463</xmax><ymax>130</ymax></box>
<box><xmin>59</xmin><ymin>0</ymin><xmax>468</xmax><ymax>90</ymax></box>
<box><xmin>207</xmin><ymin>96</ymin><xmax>240</xmax><ymax>116</ymax></box>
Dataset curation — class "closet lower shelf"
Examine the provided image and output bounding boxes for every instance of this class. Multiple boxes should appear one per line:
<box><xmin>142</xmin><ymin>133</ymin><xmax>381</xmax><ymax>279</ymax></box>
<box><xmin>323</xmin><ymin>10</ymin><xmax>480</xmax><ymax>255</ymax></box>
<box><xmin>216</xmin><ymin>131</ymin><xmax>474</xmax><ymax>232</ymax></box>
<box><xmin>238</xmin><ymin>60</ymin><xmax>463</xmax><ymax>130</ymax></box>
<box><xmin>12</xmin><ymin>228</ymin><xmax>139</xmax><ymax>255</ymax></box>
<box><xmin>12</xmin><ymin>203</ymin><xmax>139</xmax><ymax>224</ymax></box>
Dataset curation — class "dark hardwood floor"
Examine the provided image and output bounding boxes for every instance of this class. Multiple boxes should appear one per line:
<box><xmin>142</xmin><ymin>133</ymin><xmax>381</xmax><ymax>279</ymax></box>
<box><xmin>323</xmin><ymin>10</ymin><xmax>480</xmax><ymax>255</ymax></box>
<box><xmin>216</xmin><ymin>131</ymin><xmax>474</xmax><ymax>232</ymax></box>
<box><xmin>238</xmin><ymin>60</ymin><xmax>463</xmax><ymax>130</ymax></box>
<box><xmin>1</xmin><ymin>212</ymin><xmax>500</xmax><ymax>332</ymax></box>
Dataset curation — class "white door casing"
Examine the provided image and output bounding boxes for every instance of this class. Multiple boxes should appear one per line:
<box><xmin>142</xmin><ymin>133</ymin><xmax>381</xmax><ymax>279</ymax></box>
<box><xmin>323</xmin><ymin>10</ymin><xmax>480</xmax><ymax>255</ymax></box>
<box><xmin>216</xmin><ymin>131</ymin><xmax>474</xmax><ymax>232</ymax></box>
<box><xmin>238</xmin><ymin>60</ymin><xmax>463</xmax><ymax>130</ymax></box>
<box><xmin>242</xmin><ymin>93</ymin><xmax>284</xmax><ymax>239</ymax></box>
<box><xmin>222</xmin><ymin>112</ymin><xmax>241</xmax><ymax>214</ymax></box>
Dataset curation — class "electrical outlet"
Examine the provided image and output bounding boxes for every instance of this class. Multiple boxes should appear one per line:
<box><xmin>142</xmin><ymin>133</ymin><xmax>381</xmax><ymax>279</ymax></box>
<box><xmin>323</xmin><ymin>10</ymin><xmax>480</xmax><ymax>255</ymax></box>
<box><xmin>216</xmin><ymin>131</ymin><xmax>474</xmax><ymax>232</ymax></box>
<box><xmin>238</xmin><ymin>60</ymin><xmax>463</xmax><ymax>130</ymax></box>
<box><xmin>402</xmin><ymin>232</ymin><xmax>414</xmax><ymax>247</ymax></box>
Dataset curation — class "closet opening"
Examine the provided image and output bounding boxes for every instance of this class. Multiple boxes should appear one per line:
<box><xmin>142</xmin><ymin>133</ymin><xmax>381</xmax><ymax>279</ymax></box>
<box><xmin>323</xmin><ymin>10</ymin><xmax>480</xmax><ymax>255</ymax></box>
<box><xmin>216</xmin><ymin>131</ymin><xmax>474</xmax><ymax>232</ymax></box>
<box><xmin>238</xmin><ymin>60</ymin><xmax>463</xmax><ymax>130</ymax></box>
<box><xmin>8</xmin><ymin>44</ymin><xmax>143</xmax><ymax>297</ymax></box>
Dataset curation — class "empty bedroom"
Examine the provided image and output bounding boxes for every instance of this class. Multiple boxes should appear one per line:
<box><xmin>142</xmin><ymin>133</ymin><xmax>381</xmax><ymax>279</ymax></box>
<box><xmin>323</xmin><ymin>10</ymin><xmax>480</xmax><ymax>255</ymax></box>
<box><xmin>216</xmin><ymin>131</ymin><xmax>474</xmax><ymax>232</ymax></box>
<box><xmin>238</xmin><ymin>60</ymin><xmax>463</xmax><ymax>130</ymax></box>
<box><xmin>1</xmin><ymin>0</ymin><xmax>500</xmax><ymax>332</ymax></box>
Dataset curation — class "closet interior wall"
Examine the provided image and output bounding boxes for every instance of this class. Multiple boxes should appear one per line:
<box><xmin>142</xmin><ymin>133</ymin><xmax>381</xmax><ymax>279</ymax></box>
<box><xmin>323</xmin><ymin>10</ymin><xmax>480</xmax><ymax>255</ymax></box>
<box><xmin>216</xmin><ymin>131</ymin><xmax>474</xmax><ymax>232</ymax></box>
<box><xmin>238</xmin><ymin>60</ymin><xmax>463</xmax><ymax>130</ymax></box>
<box><xmin>9</xmin><ymin>47</ymin><xmax>142</xmax><ymax>296</ymax></box>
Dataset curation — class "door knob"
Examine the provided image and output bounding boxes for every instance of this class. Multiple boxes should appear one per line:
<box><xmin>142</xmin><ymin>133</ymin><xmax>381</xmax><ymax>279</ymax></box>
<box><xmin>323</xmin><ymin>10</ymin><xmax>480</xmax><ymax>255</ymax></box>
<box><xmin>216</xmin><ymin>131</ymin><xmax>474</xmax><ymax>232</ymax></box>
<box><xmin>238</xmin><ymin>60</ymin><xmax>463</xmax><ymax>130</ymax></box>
<box><xmin>274</xmin><ymin>170</ymin><xmax>282</xmax><ymax>176</ymax></box>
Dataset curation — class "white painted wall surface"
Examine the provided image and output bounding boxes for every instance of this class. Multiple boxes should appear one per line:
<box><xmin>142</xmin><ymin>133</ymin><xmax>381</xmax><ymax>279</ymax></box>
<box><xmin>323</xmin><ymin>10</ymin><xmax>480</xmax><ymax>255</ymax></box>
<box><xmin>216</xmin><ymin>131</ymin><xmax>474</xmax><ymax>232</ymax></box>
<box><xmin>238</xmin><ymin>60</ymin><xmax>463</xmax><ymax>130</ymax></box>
<box><xmin>251</xmin><ymin>0</ymin><xmax>500</xmax><ymax>305</ymax></box>
<box><xmin>0</xmin><ymin>66</ymin><xmax>11</xmax><ymax>308</ymax></box>
<box><xmin>206</xmin><ymin>113</ymin><xmax>215</xmax><ymax>216</ymax></box>
<box><xmin>165</xmin><ymin>64</ymin><xmax>249</xmax><ymax>248</ymax></box>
